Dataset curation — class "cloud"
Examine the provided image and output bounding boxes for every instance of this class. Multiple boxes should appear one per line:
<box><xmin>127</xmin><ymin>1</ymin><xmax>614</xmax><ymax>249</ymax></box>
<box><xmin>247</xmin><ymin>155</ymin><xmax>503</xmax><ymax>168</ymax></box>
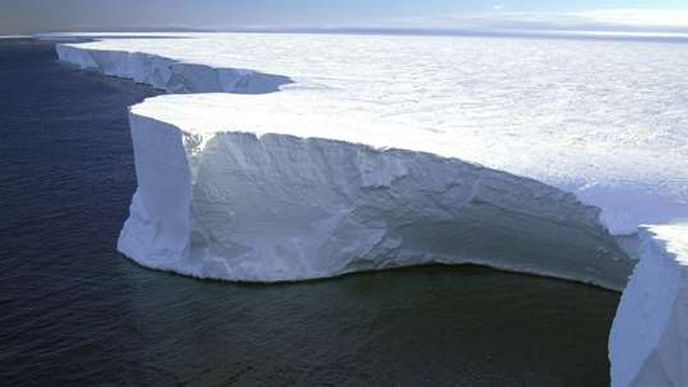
<box><xmin>584</xmin><ymin>9</ymin><xmax>688</xmax><ymax>28</ymax></box>
<box><xmin>378</xmin><ymin>8</ymin><xmax>688</xmax><ymax>33</ymax></box>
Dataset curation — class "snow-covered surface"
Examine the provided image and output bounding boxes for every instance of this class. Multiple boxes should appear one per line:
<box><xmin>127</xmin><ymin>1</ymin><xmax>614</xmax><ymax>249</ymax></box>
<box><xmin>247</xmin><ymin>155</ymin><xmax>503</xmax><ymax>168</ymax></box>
<box><xmin>57</xmin><ymin>33</ymin><xmax>688</xmax><ymax>235</ymax></box>
<box><xmin>56</xmin><ymin>33</ymin><xmax>687</xmax><ymax>386</ymax></box>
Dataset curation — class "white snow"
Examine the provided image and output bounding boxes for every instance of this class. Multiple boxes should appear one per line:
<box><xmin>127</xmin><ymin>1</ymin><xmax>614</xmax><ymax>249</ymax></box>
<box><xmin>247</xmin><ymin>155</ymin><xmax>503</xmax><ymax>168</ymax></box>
<box><xmin>56</xmin><ymin>32</ymin><xmax>687</xmax><ymax>386</ymax></box>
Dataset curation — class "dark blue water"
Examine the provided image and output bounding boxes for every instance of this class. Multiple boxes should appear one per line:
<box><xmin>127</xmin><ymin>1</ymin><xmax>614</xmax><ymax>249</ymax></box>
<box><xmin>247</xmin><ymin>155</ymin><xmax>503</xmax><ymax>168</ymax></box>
<box><xmin>0</xmin><ymin>39</ymin><xmax>619</xmax><ymax>386</ymax></box>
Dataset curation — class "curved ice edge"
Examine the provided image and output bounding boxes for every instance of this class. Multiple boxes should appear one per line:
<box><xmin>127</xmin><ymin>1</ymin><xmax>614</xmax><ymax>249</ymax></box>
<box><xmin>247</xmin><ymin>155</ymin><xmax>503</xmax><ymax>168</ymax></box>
<box><xmin>56</xmin><ymin>40</ymin><xmax>686</xmax><ymax>386</ymax></box>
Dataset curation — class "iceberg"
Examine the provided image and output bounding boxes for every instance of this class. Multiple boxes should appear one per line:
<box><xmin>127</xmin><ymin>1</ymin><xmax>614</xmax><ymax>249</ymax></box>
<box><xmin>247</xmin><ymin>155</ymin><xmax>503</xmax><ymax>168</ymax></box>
<box><xmin>55</xmin><ymin>33</ymin><xmax>687</xmax><ymax>386</ymax></box>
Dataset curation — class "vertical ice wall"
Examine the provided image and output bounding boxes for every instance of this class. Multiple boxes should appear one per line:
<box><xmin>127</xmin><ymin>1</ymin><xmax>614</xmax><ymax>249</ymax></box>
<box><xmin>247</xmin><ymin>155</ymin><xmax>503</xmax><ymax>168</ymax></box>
<box><xmin>56</xmin><ymin>44</ymin><xmax>292</xmax><ymax>94</ymax></box>
<box><xmin>610</xmin><ymin>224</ymin><xmax>688</xmax><ymax>386</ymax></box>
<box><xmin>118</xmin><ymin>112</ymin><xmax>633</xmax><ymax>286</ymax></box>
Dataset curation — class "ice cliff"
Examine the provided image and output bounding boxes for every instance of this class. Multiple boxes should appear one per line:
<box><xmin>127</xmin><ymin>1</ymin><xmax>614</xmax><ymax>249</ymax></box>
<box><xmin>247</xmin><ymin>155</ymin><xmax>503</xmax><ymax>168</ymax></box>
<box><xmin>119</xmin><ymin>96</ymin><xmax>631</xmax><ymax>286</ymax></box>
<box><xmin>610</xmin><ymin>224</ymin><xmax>688</xmax><ymax>386</ymax></box>
<box><xmin>56</xmin><ymin>34</ymin><xmax>687</xmax><ymax>386</ymax></box>
<box><xmin>56</xmin><ymin>43</ymin><xmax>291</xmax><ymax>94</ymax></box>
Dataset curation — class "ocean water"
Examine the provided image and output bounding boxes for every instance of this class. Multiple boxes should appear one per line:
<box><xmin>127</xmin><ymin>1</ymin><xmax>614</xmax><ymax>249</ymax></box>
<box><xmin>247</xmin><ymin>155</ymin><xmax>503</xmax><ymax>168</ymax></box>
<box><xmin>0</xmin><ymin>39</ymin><xmax>620</xmax><ymax>386</ymax></box>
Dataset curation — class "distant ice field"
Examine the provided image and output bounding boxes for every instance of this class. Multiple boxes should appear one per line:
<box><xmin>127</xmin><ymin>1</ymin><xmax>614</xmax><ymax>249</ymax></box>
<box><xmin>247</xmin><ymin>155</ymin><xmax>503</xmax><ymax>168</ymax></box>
<box><xmin>65</xmin><ymin>33</ymin><xmax>688</xmax><ymax>234</ymax></box>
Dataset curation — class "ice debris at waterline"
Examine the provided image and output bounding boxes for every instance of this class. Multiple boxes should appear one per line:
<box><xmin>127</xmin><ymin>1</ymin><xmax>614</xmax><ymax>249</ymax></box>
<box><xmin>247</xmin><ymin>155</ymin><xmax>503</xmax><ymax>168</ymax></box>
<box><xmin>55</xmin><ymin>33</ymin><xmax>688</xmax><ymax>386</ymax></box>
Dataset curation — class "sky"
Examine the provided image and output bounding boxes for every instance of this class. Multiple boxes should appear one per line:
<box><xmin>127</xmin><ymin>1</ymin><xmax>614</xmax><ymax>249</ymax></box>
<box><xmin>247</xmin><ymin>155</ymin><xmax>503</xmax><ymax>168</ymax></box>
<box><xmin>2</xmin><ymin>0</ymin><xmax>688</xmax><ymax>35</ymax></box>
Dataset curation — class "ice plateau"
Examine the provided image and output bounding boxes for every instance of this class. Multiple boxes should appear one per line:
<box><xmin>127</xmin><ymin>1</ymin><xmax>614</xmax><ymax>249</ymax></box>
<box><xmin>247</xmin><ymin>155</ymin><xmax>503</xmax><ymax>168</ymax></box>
<box><xmin>55</xmin><ymin>33</ymin><xmax>687</xmax><ymax>386</ymax></box>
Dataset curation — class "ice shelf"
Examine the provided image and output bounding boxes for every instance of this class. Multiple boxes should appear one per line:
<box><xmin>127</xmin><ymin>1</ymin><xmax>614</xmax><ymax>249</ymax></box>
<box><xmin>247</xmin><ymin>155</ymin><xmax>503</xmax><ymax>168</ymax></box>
<box><xmin>56</xmin><ymin>33</ymin><xmax>687</xmax><ymax>386</ymax></box>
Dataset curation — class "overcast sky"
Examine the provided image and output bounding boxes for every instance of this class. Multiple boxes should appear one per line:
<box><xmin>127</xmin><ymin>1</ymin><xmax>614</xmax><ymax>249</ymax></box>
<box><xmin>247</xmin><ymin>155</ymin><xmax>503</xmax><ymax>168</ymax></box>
<box><xmin>2</xmin><ymin>0</ymin><xmax>688</xmax><ymax>35</ymax></box>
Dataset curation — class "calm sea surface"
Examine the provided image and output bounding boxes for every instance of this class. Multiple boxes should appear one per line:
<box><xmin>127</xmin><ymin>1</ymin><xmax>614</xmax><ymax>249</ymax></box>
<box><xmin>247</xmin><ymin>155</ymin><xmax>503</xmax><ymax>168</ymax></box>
<box><xmin>0</xmin><ymin>39</ymin><xmax>619</xmax><ymax>386</ymax></box>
